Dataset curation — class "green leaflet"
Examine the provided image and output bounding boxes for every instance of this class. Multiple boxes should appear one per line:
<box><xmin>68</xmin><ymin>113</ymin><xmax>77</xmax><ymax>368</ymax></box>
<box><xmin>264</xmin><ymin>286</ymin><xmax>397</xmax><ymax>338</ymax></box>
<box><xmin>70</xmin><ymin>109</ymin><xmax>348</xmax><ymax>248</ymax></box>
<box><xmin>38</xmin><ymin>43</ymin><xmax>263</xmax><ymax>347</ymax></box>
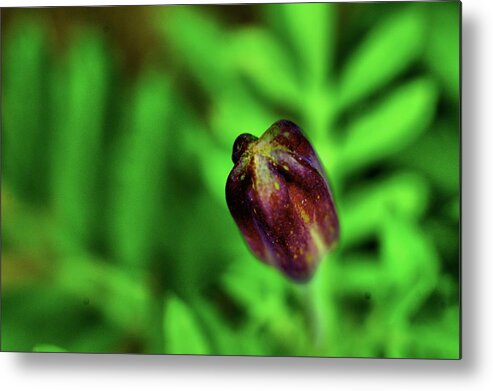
<box><xmin>163</xmin><ymin>296</ymin><xmax>210</xmax><ymax>355</ymax></box>
<box><xmin>340</xmin><ymin>173</ymin><xmax>429</xmax><ymax>247</ymax></box>
<box><xmin>424</xmin><ymin>2</ymin><xmax>460</xmax><ymax>102</ymax></box>
<box><xmin>2</xmin><ymin>19</ymin><xmax>48</xmax><ymax>202</ymax></box>
<box><xmin>408</xmin><ymin>306</ymin><xmax>460</xmax><ymax>359</ymax></box>
<box><xmin>379</xmin><ymin>215</ymin><xmax>440</xmax><ymax>358</ymax></box>
<box><xmin>221</xmin><ymin>255</ymin><xmax>287</xmax><ymax>321</ymax></box>
<box><xmin>336</xmin><ymin>259</ymin><xmax>382</xmax><ymax>294</ymax></box>
<box><xmin>338</xmin><ymin>78</ymin><xmax>437</xmax><ymax>175</ymax></box>
<box><xmin>381</xmin><ymin>215</ymin><xmax>439</xmax><ymax>294</ymax></box>
<box><xmin>228</xmin><ymin>27</ymin><xmax>300</xmax><ymax>108</ymax></box>
<box><xmin>264</xmin><ymin>3</ymin><xmax>336</xmax><ymax>142</ymax></box>
<box><xmin>394</xmin><ymin>119</ymin><xmax>460</xmax><ymax>193</ymax></box>
<box><xmin>55</xmin><ymin>254</ymin><xmax>152</xmax><ymax>332</ymax></box>
<box><xmin>268</xmin><ymin>3</ymin><xmax>335</xmax><ymax>86</ymax></box>
<box><xmin>33</xmin><ymin>344</ymin><xmax>68</xmax><ymax>353</ymax></box>
<box><xmin>156</xmin><ymin>7</ymin><xmax>231</xmax><ymax>96</ymax></box>
<box><xmin>50</xmin><ymin>30</ymin><xmax>110</xmax><ymax>248</ymax></box>
<box><xmin>210</xmin><ymin>87</ymin><xmax>278</xmax><ymax>151</ymax></box>
<box><xmin>108</xmin><ymin>73</ymin><xmax>172</xmax><ymax>268</ymax></box>
<box><xmin>1</xmin><ymin>285</ymin><xmax>97</xmax><ymax>352</ymax></box>
<box><xmin>338</xmin><ymin>6</ymin><xmax>426</xmax><ymax>110</ymax></box>
<box><xmin>221</xmin><ymin>255</ymin><xmax>316</xmax><ymax>354</ymax></box>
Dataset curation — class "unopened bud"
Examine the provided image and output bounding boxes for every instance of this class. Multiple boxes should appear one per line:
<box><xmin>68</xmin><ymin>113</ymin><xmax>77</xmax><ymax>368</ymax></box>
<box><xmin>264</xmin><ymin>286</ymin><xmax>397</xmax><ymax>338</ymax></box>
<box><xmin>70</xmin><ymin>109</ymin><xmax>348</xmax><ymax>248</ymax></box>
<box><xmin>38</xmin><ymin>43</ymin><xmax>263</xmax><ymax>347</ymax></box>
<box><xmin>226</xmin><ymin>120</ymin><xmax>339</xmax><ymax>282</ymax></box>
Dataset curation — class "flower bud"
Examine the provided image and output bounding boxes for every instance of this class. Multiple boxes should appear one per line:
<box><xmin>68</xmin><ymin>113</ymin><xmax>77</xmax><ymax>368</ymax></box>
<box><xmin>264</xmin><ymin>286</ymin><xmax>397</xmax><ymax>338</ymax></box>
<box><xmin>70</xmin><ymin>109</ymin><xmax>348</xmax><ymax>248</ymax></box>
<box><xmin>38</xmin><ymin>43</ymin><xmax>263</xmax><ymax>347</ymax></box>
<box><xmin>226</xmin><ymin>120</ymin><xmax>339</xmax><ymax>282</ymax></box>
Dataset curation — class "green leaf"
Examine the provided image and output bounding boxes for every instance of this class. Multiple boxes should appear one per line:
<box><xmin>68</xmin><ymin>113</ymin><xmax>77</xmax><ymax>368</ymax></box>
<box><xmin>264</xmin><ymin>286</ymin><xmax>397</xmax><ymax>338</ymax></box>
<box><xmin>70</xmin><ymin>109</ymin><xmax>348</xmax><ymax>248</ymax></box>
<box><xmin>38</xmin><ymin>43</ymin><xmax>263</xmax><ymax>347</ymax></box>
<box><xmin>338</xmin><ymin>78</ymin><xmax>437</xmax><ymax>175</ymax></box>
<box><xmin>189</xmin><ymin>298</ymin><xmax>246</xmax><ymax>356</ymax></box>
<box><xmin>2</xmin><ymin>19</ymin><xmax>48</xmax><ymax>202</ymax></box>
<box><xmin>108</xmin><ymin>72</ymin><xmax>172</xmax><ymax>268</ymax></box>
<box><xmin>338</xmin><ymin>6</ymin><xmax>426</xmax><ymax>110</ymax></box>
<box><xmin>209</xmin><ymin>87</ymin><xmax>279</xmax><ymax>150</ymax></box>
<box><xmin>393</xmin><ymin>119</ymin><xmax>459</xmax><ymax>192</ymax></box>
<box><xmin>221</xmin><ymin>256</ymin><xmax>309</xmax><ymax>356</ymax></box>
<box><xmin>222</xmin><ymin>255</ymin><xmax>283</xmax><ymax>319</ymax></box>
<box><xmin>341</xmin><ymin>172</ymin><xmax>429</xmax><ymax>247</ymax></box>
<box><xmin>408</xmin><ymin>306</ymin><xmax>460</xmax><ymax>359</ymax></box>
<box><xmin>155</xmin><ymin>7</ymin><xmax>231</xmax><ymax>95</ymax></box>
<box><xmin>228</xmin><ymin>27</ymin><xmax>300</xmax><ymax>108</ymax></box>
<box><xmin>163</xmin><ymin>296</ymin><xmax>210</xmax><ymax>355</ymax></box>
<box><xmin>33</xmin><ymin>344</ymin><xmax>68</xmax><ymax>353</ymax></box>
<box><xmin>381</xmin><ymin>216</ymin><xmax>439</xmax><ymax>288</ymax></box>
<box><xmin>380</xmin><ymin>215</ymin><xmax>440</xmax><ymax>325</ymax></box>
<box><xmin>336</xmin><ymin>259</ymin><xmax>382</xmax><ymax>294</ymax></box>
<box><xmin>50</xmin><ymin>30</ymin><xmax>110</xmax><ymax>247</ymax></box>
<box><xmin>424</xmin><ymin>2</ymin><xmax>460</xmax><ymax>102</ymax></box>
<box><xmin>272</xmin><ymin>3</ymin><xmax>335</xmax><ymax>86</ymax></box>
<box><xmin>55</xmin><ymin>254</ymin><xmax>152</xmax><ymax>332</ymax></box>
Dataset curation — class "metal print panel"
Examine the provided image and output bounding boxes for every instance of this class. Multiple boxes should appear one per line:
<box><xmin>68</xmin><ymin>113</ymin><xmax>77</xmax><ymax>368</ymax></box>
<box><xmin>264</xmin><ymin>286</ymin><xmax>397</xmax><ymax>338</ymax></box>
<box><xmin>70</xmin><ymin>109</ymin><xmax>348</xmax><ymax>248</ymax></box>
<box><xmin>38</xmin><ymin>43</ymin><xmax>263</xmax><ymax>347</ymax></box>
<box><xmin>1</xmin><ymin>1</ymin><xmax>461</xmax><ymax>359</ymax></box>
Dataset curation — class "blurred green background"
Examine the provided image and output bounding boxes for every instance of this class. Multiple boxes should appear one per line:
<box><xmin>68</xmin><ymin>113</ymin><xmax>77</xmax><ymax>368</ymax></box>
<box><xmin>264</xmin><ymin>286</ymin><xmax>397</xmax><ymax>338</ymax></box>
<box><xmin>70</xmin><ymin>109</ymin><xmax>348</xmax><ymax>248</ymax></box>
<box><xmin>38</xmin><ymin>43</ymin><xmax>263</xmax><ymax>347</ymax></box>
<box><xmin>1</xmin><ymin>2</ymin><xmax>460</xmax><ymax>358</ymax></box>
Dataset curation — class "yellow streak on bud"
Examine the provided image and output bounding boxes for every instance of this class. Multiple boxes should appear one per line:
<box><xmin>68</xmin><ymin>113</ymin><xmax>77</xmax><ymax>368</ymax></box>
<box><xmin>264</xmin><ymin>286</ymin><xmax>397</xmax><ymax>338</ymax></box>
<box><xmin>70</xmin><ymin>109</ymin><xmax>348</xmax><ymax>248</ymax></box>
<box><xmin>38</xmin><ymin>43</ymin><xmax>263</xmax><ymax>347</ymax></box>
<box><xmin>310</xmin><ymin>226</ymin><xmax>327</xmax><ymax>259</ymax></box>
<box><xmin>300</xmin><ymin>209</ymin><xmax>311</xmax><ymax>224</ymax></box>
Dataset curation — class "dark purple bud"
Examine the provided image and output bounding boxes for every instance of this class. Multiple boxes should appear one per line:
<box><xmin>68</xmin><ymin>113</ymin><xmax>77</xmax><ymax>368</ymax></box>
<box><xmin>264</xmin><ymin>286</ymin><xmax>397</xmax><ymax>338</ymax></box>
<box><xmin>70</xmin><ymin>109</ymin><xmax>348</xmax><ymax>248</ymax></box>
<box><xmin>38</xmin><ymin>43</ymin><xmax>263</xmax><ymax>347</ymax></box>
<box><xmin>225</xmin><ymin>120</ymin><xmax>339</xmax><ymax>282</ymax></box>
<box><xmin>232</xmin><ymin>134</ymin><xmax>258</xmax><ymax>164</ymax></box>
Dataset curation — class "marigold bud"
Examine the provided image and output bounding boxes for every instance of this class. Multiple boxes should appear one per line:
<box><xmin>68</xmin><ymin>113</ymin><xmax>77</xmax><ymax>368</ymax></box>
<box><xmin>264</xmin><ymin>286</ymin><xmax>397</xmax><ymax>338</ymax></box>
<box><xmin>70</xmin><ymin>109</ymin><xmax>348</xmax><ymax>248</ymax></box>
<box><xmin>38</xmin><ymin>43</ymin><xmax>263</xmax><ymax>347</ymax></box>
<box><xmin>225</xmin><ymin>120</ymin><xmax>339</xmax><ymax>281</ymax></box>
